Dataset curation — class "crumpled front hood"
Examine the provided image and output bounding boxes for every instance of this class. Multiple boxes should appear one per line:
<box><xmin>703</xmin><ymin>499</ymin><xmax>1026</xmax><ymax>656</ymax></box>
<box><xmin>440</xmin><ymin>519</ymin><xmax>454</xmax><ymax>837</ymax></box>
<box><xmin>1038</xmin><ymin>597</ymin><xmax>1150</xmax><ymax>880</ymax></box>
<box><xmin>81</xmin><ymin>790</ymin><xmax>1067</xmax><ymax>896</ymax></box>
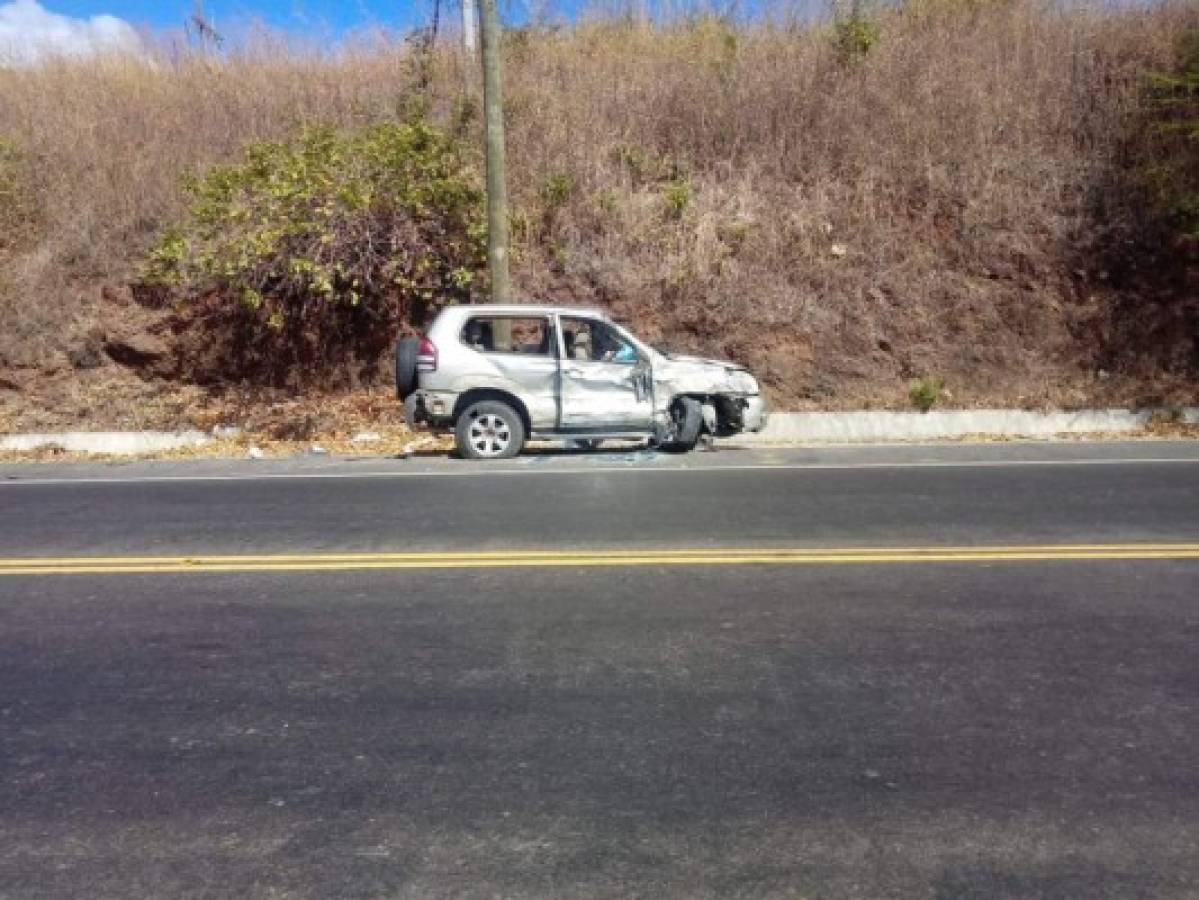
<box><xmin>653</xmin><ymin>353</ymin><xmax>760</xmax><ymax>395</ymax></box>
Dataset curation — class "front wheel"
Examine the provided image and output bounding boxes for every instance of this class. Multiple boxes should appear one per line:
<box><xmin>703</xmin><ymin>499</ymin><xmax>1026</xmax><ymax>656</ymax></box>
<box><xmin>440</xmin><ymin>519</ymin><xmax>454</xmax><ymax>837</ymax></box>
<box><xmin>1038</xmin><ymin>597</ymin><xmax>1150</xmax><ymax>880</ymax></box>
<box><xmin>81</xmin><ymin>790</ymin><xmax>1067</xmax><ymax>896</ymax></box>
<box><xmin>660</xmin><ymin>397</ymin><xmax>703</xmax><ymax>453</ymax></box>
<box><xmin>455</xmin><ymin>400</ymin><xmax>526</xmax><ymax>460</ymax></box>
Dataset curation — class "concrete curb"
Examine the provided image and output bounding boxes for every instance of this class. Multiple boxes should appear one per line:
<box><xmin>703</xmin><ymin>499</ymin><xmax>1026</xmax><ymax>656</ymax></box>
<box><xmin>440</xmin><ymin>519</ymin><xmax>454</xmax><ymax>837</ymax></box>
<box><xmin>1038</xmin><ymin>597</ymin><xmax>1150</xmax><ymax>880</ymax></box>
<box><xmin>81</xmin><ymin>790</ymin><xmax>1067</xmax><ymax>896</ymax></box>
<box><xmin>730</xmin><ymin>407</ymin><xmax>1199</xmax><ymax>446</ymax></box>
<box><xmin>2</xmin><ymin>407</ymin><xmax>1196</xmax><ymax>455</ymax></box>
<box><xmin>0</xmin><ymin>431</ymin><xmax>212</xmax><ymax>454</ymax></box>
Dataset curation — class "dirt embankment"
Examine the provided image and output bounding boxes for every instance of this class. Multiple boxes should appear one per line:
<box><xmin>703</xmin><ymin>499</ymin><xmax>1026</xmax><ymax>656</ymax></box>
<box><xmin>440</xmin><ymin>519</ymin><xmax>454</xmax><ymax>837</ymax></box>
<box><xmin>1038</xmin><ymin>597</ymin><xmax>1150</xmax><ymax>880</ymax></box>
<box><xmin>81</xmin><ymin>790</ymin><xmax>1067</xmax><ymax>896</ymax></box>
<box><xmin>0</xmin><ymin>2</ymin><xmax>1195</xmax><ymax>433</ymax></box>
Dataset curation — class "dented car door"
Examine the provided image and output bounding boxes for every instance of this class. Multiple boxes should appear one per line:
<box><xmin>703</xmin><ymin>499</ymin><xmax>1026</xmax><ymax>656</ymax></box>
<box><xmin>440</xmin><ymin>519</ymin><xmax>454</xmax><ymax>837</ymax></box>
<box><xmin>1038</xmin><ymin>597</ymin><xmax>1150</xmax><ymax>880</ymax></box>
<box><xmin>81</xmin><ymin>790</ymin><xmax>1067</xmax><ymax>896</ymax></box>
<box><xmin>462</xmin><ymin>315</ymin><xmax>560</xmax><ymax>429</ymax></box>
<box><xmin>556</xmin><ymin>316</ymin><xmax>653</xmax><ymax>429</ymax></box>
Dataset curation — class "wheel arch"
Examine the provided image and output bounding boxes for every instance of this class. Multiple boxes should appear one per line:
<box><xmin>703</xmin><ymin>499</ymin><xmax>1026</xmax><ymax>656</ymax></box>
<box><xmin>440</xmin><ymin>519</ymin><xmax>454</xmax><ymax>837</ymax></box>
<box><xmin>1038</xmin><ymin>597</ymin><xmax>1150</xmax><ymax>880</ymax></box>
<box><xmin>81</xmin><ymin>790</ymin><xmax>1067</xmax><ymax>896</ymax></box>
<box><xmin>453</xmin><ymin>388</ymin><xmax>533</xmax><ymax>434</ymax></box>
<box><xmin>661</xmin><ymin>391</ymin><xmax>743</xmax><ymax>437</ymax></box>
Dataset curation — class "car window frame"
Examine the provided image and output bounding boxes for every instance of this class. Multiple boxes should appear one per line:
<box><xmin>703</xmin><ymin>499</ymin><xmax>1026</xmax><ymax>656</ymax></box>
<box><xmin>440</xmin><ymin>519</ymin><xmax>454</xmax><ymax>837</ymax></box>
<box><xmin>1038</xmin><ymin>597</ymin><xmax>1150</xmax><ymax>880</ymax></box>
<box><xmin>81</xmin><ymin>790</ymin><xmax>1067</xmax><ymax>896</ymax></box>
<box><xmin>556</xmin><ymin>316</ymin><xmax>643</xmax><ymax>366</ymax></box>
<box><xmin>459</xmin><ymin>315</ymin><xmax>557</xmax><ymax>359</ymax></box>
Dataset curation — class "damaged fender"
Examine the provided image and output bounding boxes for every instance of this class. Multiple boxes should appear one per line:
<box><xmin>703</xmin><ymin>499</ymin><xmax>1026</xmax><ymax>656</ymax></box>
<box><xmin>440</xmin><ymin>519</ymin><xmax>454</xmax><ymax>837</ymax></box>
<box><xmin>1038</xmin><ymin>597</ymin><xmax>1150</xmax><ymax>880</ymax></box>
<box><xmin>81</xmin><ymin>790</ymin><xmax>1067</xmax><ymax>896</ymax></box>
<box><xmin>649</xmin><ymin>354</ymin><xmax>767</xmax><ymax>433</ymax></box>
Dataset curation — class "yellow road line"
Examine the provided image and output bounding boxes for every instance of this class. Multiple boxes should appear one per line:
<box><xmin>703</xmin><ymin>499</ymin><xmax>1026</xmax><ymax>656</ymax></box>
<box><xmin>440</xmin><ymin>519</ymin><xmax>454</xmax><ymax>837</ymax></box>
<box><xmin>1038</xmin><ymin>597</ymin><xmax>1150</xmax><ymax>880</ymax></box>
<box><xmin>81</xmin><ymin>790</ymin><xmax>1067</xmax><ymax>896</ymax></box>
<box><xmin>2</xmin><ymin>544</ymin><xmax>1198</xmax><ymax>566</ymax></box>
<box><xmin>0</xmin><ymin>545</ymin><xmax>1197</xmax><ymax>575</ymax></box>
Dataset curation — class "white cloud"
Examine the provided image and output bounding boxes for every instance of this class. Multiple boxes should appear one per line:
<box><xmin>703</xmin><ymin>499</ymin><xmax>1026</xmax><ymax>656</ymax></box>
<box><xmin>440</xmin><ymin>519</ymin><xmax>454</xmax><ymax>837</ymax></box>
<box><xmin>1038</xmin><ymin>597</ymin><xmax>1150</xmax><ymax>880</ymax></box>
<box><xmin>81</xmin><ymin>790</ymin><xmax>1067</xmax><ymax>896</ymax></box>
<box><xmin>0</xmin><ymin>0</ymin><xmax>142</xmax><ymax>65</ymax></box>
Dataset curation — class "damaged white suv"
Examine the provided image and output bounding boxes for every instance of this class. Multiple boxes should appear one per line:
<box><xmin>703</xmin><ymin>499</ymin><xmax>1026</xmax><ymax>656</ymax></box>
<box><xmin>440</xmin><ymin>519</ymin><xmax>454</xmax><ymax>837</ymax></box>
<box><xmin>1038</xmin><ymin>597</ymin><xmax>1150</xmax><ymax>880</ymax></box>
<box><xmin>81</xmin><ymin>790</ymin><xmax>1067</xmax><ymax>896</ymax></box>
<box><xmin>397</xmin><ymin>305</ymin><xmax>767</xmax><ymax>459</ymax></box>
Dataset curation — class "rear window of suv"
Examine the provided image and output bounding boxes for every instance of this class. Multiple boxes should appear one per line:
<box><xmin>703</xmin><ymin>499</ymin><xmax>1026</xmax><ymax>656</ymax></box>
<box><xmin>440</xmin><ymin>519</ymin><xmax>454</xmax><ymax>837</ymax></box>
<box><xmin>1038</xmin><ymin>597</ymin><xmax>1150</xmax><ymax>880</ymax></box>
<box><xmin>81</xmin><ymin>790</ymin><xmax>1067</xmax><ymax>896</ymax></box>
<box><xmin>460</xmin><ymin>316</ymin><xmax>555</xmax><ymax>356</ymax></box>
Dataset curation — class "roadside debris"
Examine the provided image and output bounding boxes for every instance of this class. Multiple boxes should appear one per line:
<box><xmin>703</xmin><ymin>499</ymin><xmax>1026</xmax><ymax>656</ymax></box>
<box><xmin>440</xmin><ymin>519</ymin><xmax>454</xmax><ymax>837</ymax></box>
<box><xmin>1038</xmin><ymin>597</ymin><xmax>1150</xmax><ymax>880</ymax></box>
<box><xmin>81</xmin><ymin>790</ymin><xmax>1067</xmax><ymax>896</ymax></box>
<box><xmin>588</xmin><ymin>449</ymin><xmax>661</xmax><ymax>465</ymax></box>
<box><xmin>396</xmin><ymin>434</ymin><xmax>441</xmax><ymax>459</ymax></box>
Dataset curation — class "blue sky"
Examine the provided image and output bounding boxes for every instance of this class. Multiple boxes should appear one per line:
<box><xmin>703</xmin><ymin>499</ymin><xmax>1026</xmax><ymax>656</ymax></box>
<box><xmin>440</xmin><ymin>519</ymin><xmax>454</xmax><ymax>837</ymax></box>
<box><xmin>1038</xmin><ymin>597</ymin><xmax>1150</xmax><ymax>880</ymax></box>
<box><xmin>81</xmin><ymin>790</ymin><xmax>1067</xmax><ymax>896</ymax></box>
<box><xmin>1</xmin><ymin>0</ymin><xmax>812</xmax><ymax>63</ymax></box>
<box><xmin>39</xmin><ymin>0</ymin><xmax>602</xmax><ymax>36</ymax></box>
<box><xmin>43</xmin><ymin>0</ymin><xmax>445</xmax><ymax>34</ymax></box>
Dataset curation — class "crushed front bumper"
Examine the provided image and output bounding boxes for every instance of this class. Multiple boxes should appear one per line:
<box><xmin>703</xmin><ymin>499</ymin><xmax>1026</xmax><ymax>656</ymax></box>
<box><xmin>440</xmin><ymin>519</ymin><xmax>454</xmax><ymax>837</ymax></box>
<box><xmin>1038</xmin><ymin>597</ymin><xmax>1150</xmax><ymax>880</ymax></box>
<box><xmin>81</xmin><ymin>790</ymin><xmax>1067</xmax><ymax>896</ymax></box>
<box><xmin>743</xmin><ymin>394</ymin><xmax>769</xmax><ymax>432</ymax></box>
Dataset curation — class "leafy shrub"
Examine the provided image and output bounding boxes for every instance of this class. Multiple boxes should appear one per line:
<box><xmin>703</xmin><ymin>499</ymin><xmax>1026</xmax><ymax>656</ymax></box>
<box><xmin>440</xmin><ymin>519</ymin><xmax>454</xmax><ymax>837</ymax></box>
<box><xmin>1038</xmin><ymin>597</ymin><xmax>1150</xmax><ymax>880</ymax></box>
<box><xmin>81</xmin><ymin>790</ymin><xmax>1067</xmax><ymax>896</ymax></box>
<box><xmin>662</xmin><ymin>178</ymin><xmax>694</xmax><ymax>219</ymax></box>
<box><xmin>539</xmin><ymin>173</ymin><xmax>575</xmax><ymax>208</ymax></box>
<box><xmin>835</xmin><ymin>13</ymin><xmax>880</xmax><ymax>62</ymax></box>
<box><xmin>142</xmin><ymin>120</ymin><xmax>486</xmax><ymax>382</ymax></box>
<box><xmin>909</xmin><ymin>375</ymin><xmax>945</xmax><ymax>412</ymax></box>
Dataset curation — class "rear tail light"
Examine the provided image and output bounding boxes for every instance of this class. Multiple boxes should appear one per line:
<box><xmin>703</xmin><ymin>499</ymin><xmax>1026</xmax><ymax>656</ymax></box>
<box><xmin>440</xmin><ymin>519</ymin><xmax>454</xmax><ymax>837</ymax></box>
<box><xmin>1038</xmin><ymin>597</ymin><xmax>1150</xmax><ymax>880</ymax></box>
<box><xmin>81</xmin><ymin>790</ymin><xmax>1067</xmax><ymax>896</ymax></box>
<box><xmin>417</xmin><ymin>336</ymin><xmax>438</xmax><ymax>372</ymax></box>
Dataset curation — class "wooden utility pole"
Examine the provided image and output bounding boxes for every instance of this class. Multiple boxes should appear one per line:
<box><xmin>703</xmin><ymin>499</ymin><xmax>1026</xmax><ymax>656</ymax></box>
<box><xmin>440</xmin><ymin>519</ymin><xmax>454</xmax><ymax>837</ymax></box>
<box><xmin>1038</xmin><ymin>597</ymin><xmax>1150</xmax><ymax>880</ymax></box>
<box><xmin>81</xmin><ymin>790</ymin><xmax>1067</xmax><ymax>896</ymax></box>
<box><xmin>477</xmin><ymin>0</ymin><xmax>511</xmax><ymax>303</ymax></box>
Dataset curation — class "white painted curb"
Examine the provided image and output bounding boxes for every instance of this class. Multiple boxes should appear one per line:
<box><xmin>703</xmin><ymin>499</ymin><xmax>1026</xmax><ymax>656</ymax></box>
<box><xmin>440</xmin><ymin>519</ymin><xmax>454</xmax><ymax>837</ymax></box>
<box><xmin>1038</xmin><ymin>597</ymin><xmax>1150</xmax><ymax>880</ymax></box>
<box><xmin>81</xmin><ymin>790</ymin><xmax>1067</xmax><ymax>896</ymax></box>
<box><xmin>1</xmin><ymin>407</ymin><xmax>1195</xmax><ymax>455</ymax></box>
<box><xmin>730</xmin><ymin>407</ymin><xmax>1199</xmax><ymax>446</ymax></box>
<box><xmin>0</xmin><ymin>431</ymin><xmax>212</xmax><ymax>454</ymax></box>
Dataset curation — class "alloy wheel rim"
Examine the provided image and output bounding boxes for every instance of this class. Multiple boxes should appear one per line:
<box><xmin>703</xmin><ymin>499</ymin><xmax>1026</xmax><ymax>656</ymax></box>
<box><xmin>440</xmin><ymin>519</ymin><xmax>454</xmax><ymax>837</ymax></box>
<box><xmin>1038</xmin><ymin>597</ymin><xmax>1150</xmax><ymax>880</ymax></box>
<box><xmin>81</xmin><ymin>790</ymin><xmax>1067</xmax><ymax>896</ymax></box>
<box><xmin>468</xmin><ymin>413</ymin><xmax>512</xmax><ymax>457</ymax></box>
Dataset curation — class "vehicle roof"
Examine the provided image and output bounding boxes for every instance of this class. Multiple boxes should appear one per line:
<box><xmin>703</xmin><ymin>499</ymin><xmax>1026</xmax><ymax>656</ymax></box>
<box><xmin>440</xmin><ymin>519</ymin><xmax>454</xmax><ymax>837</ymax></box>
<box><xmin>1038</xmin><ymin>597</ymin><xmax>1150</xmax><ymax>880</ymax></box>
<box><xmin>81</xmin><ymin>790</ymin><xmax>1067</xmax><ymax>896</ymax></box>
<box><xmin>436</xmin><ymin>304</ymin><xmax>610</xmax><ymax>320</ymax></box>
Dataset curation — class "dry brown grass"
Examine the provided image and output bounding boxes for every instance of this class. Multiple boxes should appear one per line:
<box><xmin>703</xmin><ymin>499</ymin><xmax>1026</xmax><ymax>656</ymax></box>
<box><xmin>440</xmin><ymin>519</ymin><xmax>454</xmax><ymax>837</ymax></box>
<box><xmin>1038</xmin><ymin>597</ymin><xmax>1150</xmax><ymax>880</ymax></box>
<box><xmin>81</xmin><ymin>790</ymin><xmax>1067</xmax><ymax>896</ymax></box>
<box><xmin>0</xmin><ymin>1</ymin><xmax>1195</xmax><ymax>426</ymax></box>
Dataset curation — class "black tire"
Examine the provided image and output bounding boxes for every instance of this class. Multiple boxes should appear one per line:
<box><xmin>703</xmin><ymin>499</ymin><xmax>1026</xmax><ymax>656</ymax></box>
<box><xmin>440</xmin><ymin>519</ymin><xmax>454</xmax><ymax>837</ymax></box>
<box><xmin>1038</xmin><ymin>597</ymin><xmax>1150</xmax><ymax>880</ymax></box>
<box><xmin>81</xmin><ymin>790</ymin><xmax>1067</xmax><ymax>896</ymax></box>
<box><xmin>661</xmin><ymin>396</ymin><xmax>703</xmax><ymax>453</ymax></box>
<box><xmin>395</xmin><ymin>337</ymin><xmax>421</xmax><ymax>400</ymax></box>
<box><xmin>455</xmin><ymin>400</ymin><xmax>526</xmax><ymax>460</ymax></box>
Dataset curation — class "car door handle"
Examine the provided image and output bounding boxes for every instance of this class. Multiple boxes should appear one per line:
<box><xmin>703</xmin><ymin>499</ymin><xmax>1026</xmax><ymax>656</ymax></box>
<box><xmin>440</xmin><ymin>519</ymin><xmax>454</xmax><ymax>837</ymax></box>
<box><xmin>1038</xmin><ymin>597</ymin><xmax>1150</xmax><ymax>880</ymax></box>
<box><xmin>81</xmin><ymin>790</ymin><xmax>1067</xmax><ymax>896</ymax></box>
<box><xmin>562</xmin><ymin>366</ymin><xmax>584</xmax><ymax>377</ymax></box>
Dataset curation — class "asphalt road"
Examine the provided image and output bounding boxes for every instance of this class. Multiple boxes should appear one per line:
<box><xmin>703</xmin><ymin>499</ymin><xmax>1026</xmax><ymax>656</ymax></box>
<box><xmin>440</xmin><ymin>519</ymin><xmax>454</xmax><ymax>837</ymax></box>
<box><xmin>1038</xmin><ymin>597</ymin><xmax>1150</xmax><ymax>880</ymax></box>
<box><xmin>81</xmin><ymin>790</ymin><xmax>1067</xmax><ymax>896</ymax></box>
<box><xmin>1</xmin><ymin>443</ymin><xmax>1198</xmax><ymax>898</ymax></box>
<box><xmin>2</xmin><ymin>441</ymin><xmax>1199</xmax><ymax>555</ymax></box>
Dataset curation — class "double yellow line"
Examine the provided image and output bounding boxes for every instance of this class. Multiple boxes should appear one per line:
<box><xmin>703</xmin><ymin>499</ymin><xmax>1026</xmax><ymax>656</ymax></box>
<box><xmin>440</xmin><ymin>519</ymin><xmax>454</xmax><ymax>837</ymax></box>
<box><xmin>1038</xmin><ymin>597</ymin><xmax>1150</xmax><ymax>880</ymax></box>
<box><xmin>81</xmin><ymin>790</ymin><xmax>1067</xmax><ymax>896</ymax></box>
<box><xmin>0</xmin><ymin>544</ymin><xmax>1197</xmax><ymax>575</ymax></box>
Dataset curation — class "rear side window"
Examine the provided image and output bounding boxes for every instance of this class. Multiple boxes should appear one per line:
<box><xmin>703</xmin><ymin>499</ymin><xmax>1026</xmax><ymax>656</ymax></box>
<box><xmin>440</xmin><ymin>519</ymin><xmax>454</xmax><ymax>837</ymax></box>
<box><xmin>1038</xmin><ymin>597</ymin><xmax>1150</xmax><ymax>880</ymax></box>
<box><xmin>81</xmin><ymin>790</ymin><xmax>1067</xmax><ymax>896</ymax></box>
<box><xmin>461</xmin><ymin>316</ymin><xmax>555</xmax><ymax>356</ymax></box>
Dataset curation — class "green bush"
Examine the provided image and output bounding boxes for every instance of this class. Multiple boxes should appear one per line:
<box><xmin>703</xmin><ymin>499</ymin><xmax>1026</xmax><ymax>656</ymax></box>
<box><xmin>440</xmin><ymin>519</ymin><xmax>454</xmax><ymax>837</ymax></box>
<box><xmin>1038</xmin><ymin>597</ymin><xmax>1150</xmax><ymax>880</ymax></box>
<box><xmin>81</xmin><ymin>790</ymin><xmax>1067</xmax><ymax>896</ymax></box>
<box><xmin>662</xmin><ymin>178</ymin><xmax>694</xmax><ymax>219</ymax></box>
<box><xmin>142</xmin><ymin>120</ymin><xmax>486</xmax><ymax>382</ymax></box>
<box><xmin>909</xmin><ymin>374</ymin><xmax>945</xmax><ymax>412</ymax></box>
<box><xmin>835</xmin><ymin>13</ymin><xmax>880</xmax><ymax>62</ymax></box>
<box><xmin>539</xmin><ymin>172</ymin><xmax>575</xmax><ymax>209</ymax></box>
